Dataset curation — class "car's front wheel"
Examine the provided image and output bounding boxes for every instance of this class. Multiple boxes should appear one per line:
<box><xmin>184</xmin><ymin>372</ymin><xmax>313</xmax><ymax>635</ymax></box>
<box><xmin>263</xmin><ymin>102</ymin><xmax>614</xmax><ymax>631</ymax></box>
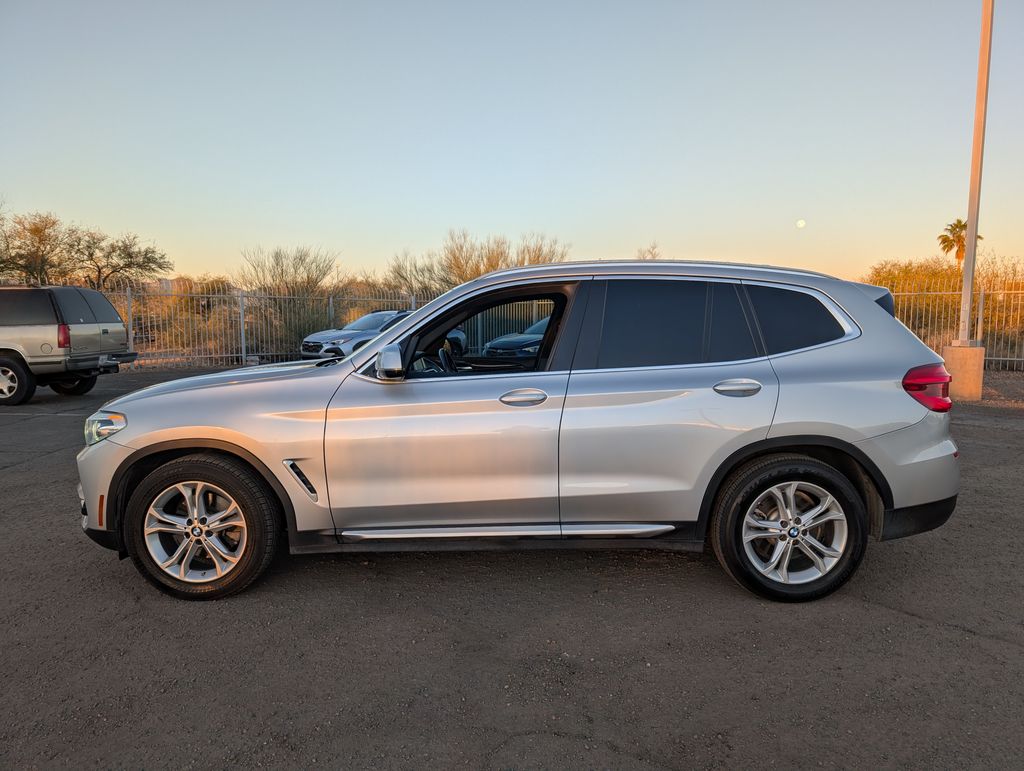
<box><xmin>124</xmin><ymin>454</ymin><xmax>282</xmax><ymax>599</ymax></box>
<box><xmin>710</xmin><ymin>454</ymin><xmax>868</xmax><ymax>602</ymax></box>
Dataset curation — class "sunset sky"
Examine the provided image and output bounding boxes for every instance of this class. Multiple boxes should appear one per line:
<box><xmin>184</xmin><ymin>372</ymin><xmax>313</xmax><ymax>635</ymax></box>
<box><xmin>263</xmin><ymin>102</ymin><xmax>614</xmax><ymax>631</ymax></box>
<box><xmin>2</xmin><ymin>0</ymin><xmax>1021</xmax><ymax>280</ymax></box>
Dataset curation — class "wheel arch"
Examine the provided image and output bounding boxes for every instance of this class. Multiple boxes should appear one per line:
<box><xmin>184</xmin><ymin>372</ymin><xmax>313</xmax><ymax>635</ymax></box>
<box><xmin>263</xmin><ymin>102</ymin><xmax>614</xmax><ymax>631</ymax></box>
<box><xmin>696</xmin><ymin>435</ymin><xmax>892</xmax><ymax>543</ymax></box>
<box><xmin>108</xmin><ymin>439</ymin><xmax>296</xmax><ymax>553</ymax></box>
<box><xmin>0</xmin><ymin>348</ymin><xmax>29</xmax><ymax>365</ymax></box>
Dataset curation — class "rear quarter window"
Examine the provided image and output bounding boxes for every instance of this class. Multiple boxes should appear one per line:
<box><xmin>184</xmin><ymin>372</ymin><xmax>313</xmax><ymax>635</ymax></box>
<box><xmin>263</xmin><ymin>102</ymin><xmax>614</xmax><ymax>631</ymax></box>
<box><xmin>0</xmin><ymin>289</ymin><xmax>58</xmax><ymax>325</ymax></box>
<box><xmin>80</xmin><ymin>289</ymin><xmax>123</xmax><ymax>324</ymax></box>
<box><xmin>50</xmin><ymin>287</ymin><xmax>97</xmax><ymax>324</ymax></box>
<box><xmin>746</xmin><ymin>284</ymin><xmax>846</xmax><ymax>354</ymax></box>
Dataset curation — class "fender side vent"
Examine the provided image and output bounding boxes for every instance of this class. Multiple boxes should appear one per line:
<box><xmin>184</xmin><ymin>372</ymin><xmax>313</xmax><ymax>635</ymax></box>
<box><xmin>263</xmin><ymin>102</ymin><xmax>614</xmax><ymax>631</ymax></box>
<box><xmin>284</xmin><ymin>460</ymin><xmax>318</xmax><ymax>501</ymax></box>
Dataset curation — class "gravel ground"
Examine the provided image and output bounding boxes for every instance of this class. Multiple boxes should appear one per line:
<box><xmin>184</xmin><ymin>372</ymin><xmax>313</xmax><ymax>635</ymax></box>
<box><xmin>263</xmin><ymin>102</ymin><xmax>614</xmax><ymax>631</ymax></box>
<box><xmin>1</xmin><ymin>370</ymin><xmax>1022</xmax><ymax>769</ymax></box>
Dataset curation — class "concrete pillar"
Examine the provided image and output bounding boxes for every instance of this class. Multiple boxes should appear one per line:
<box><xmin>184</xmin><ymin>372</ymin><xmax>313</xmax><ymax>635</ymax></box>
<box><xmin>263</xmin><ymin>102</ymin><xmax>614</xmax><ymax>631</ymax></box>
<box><xmin>942</xmin><ymin>343</ymin><xmax>985</xmax><ymax>402</ymax></box>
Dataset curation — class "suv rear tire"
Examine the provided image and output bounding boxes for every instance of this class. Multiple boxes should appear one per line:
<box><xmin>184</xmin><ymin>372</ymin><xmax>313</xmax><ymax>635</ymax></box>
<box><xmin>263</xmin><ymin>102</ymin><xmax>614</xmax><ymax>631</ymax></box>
<box><xmin>0</xmin><ymin>356</ymin><xmax>36</xmax><ymax>406</ymax></box>
<box><xmin>124</xmin><ymin>454</ymin><xmax>282</xmax><ymax>600</ymax></box>
<box><xmin>710</xmin><ymin>454</ymin><xmax>868</xmax><ymax>602</ymax></box>
<box><xmin>50</xmin><ymin>375</ymin><xmax>98</xmax><ymax>396</ymax></box>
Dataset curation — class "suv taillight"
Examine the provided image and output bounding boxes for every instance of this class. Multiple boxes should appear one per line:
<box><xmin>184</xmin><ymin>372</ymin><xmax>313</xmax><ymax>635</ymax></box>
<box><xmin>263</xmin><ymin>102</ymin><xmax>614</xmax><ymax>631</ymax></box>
<box><xmin>57</xmin><ymin>324</ymin><xmax>71</xmax><ymax>349</ymax></box>
<box><xmin>903</xmin><ymin>364</ymin><xmax>952</xmax><ymax>412</ymax></box>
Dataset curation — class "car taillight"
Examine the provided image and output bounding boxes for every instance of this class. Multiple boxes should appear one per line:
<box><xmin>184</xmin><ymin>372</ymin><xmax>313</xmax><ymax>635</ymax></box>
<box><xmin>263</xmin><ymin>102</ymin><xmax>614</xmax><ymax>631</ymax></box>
<box><xmin>903</xmin><ymin>363</ymin><xmax>952</xmax><ymax>412</ymax></box>
<box><xmin>57</xmin><ymin>324</ymin><xmax>71</xmax><ymax>349</ymax></box>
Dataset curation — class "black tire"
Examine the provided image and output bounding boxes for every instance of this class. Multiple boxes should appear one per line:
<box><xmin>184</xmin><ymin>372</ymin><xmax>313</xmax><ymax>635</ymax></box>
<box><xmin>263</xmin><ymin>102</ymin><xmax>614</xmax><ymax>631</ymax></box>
<box><xmin>50</xmin><ymin>375</ymin><xmax>98</xmax><ymax>396</ymax></box>
<box><xmin>0</xmin><ymin>356</ymin><xmax>36</xmax><ymax>406</ymax></box>
<box><xmin>709</xmin><ymin>453</ymin><xmax>868</xmax><ymax>602</ymax></box>
<box><xmin>124</xmin><ymin>453</ymin><xmax>282</xmax><ymax>600</ymax></box>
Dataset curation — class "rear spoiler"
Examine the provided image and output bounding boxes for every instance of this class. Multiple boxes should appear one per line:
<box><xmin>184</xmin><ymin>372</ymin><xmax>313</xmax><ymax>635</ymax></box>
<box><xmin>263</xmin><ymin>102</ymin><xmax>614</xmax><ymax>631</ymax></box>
<box><xmin>856</xmin><ymin>283</ymin><xmax>895</xmax><ymax>316</ymax></box>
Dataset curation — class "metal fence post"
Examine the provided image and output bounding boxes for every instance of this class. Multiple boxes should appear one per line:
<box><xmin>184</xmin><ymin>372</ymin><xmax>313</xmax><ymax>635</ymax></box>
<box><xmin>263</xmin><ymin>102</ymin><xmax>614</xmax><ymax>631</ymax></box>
<box><xmin>976</xmin><ymin>289</ymin><xmax>985</xmax><ymax>343</ymax></box>
<box><xmin>327</xmin><ymin>295</ymin><xmax>334</xmax><ymax>327</ymax></box>
<box><xmin>408</xmin><ymin>292</ymin><xmax>417</xmax><ymax>311</ymax></box>
<box><xmin>125</xmin><ymin>285</ymin><xmax>135</xmax><ymax>365</ymax></box>
<box><xmin>239</xmin><ymin>290</ymin><xmax>247</xmax><ymax>365</ymax></box>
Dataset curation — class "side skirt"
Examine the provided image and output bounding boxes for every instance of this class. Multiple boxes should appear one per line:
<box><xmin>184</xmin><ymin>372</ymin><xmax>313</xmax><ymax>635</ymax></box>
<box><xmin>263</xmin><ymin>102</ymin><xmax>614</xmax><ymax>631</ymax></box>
<box><xmin>288</xmin><ymin>522</ymin><xmax>703</xmax><ymax>555</ymax></box>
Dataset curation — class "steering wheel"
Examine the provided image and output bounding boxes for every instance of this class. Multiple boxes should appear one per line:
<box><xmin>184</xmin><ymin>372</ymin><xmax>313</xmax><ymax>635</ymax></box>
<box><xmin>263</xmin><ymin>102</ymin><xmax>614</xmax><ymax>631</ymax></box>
<box><xmin>438</xmin><ymin>346</ymin><xmax>457</xmax><ymax>374</ymax></box>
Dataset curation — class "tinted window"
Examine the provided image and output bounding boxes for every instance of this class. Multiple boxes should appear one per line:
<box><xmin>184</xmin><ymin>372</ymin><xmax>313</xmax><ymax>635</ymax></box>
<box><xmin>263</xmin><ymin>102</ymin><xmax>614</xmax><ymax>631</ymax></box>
<box><xmin>746</xmin><ymin>284</ymin><xmax>845</xmax><ymax>354</ymax></box>
<box><xmin>344</xmin><ymin>311</ymin><xmax>395</xmax><ymax>331</ymax></box>
<box><xmin>708</xmin><ymin>282</ymin><xmax>758</xmax><ymax>362</ymax></box>
<box><xmin>0</xmin><ymin>289</ymin><xmax>57</xmax><ymax>325</ymax></box>
<box><xmin>51</xmin><ymin>288</ymin><xmax>97</xmax><ymax>324</ymax></box>
<box><xmin>380</xmin><ymin>312</ymin><xmax>410</xmax><ymax>332</ymax></box>
<box><xmin>597</xmin><ymin>280</ymin><xmax>706</xmax><ymax>368</ymax></box>
<box><xmin>524</xmin><ymin>317</ymin><xmax>549</xmax><ymax>335</ymax></box>
<box><xmin>80</xmin><ymin>289</ymin><xmax>123</xmax><ymax>324</ymax></box>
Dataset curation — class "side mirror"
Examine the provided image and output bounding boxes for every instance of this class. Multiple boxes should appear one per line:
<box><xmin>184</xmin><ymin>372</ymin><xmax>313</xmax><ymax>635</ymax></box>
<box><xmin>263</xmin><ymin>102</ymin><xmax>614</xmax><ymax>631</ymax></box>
<box><xmin>375</xmin><ymin>343</ymin><xmax>405</xmax><ymax>381</ymax></box>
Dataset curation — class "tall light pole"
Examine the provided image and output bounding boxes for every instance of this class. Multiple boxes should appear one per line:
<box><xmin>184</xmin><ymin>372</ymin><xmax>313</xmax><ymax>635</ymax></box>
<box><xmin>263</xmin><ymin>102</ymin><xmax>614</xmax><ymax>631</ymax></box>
<box><xmin>945</xmin><ymin>0</ymin><xmax>994</xmax><ymax>401</ymax></box>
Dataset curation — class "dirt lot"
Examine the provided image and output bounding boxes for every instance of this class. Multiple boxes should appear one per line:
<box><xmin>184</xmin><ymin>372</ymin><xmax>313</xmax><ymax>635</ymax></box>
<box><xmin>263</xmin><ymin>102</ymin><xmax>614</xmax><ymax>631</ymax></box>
<box><xmin>1</xmin><ymin>370</ymin><xmax>1022</xmax><ymax>768</ymax></box>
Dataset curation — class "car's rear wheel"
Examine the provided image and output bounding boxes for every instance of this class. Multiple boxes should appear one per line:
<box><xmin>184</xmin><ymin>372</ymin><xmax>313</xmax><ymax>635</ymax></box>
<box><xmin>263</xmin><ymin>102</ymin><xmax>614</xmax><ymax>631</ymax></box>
<box><xmin>710</xmin><ymin>454</ymin><xmax>868</xmax><ymax>602</ymax></box>
<box><xmin>0</xmin><ymin>356</ymin><xmax>36</xmax><ymax>406</ymax></box>
<box><xmin>124</xmin><ymin>454</ymin><xmax>282</xmax><ymax>600</ymax></box>
<box><xmin>50</xmin><ymin>375</ymin><xmax>98</xmax><ymax>396</ymax></box>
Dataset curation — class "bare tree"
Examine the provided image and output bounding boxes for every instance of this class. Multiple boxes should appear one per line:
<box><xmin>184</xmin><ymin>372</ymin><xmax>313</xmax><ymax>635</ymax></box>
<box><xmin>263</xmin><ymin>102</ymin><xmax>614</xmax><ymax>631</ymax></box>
<box><xmin>0</xmin><ymin>212</ymin><xmax>76</xmax><ymax>284</ymax></box>
<box><xmin>68</xmin><ymin>231</ymin><xmax>173</xmax><ymax>289</ymax></box>
<box><xmin>236</xmin><ymin>246</ymin><xmax>339</xmax><ymax>294</ymax></box>
<box><xmin>634</xmin><ymin>241</ymin><xmax>662</xmax><ymax>260</ymax></box>
<box><xmin>384</xmin><ymin>229</ymin><xmax>569</xmax><ymax>297</ymax></box>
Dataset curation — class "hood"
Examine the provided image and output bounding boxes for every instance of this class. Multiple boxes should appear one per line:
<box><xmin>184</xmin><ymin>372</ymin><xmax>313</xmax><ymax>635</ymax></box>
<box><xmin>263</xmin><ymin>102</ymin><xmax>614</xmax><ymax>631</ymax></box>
<box><xmin>303</xmin><ymin>328</ymin><xmax>361</xmax><ymax>344</ymax></box>
<box><xmin>484</xmin><ymin>333</ymin><xmax>543</xmax><ymax>351</ymax></box>
<box><xmin>105</xmin><ymin>359</ymin><xmax>328</xmax><ymax>409</ymax></box>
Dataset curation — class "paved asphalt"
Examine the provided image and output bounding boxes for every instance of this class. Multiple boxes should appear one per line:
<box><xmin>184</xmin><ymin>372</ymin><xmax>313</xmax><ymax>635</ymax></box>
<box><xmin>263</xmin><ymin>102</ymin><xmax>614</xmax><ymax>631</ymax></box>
<box><xmin>1</xmin><ymin>370</ymin><xmax>1022</xmax><ymax>769</ymax></box>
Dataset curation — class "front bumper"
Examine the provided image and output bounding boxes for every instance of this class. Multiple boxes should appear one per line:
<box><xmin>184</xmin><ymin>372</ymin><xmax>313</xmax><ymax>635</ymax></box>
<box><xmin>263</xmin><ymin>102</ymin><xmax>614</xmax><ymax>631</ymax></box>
<box><xmin>78</xmin><ymin>483</ymin><xmax>123</xmax><ymax>552</ymax></box>
<box><xmin>77</xmin><ymin>438</ymin><xmax>136</xmax><ymax>553</ymax></box>
<box><xmin>880</xmin><ymin>495</ymin><xmax>957</xmax><ymax>540</ymax></box>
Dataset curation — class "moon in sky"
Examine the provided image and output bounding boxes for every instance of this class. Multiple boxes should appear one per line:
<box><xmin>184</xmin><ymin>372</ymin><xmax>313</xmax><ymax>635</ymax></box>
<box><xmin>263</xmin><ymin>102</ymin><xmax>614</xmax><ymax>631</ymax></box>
<box><xmin>795</xmin><ymin>219</ymin><xmax>807</xmax><ymax>229</ymax></box>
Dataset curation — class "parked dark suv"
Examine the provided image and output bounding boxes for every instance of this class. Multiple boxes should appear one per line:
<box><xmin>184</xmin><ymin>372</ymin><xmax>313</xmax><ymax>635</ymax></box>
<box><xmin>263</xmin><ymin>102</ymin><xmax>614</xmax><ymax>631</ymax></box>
<box><xmin>0</xmin><ymin>286</ymin><xmax>137</xmax><ymax>405</ymax></box>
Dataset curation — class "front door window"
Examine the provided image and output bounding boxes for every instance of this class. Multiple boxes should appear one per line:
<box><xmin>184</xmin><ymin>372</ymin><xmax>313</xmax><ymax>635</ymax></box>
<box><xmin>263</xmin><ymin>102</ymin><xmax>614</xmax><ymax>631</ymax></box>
<box><xmin>405</xmin><ymin>290</ymin><xmax>568</xmax><ymax>378</ymax></box>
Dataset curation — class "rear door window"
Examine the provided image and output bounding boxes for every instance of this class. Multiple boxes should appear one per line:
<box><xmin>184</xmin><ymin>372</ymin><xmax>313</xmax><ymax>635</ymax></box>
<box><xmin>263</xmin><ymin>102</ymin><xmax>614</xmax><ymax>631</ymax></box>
<box><xmin>80</xmin><ymin>289</ymin><xmax>123</xmax><ymax>324</ymax></box>
<box><xmin>50</xmin><ymin>287</ymin><xmax>97</xmax><ymax>324</ymax></box>
<box><xmin>0</xmin><ymin>290</ymin><xmax>57</xmax><ymax>325</ymax></box>
<box><xmin>596</xmin><ymin>279</ymin><xmax>707</xmax><ymax>368</ymax></box>
<box><xmin>745</xmin><ymin>284</ymin><xmax>846</xmax><ymax>354</ymax></box>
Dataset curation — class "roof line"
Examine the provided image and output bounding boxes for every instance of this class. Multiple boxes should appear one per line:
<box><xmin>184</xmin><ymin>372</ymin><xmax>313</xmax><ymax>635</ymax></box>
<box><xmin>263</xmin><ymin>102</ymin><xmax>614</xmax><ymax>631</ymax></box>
<box><xmin>484</xmin><ymin>259</ymin><xmax>836</xmax><ymax>280</ymax></box>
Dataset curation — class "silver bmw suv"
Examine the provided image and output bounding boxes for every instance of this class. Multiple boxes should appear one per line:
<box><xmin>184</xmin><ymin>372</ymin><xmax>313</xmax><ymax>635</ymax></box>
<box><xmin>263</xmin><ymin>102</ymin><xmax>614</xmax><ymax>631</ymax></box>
<box><xmin>77</xmin><ymin>261</ymin><xmax>959</xmax><ymax>601</ymax></box>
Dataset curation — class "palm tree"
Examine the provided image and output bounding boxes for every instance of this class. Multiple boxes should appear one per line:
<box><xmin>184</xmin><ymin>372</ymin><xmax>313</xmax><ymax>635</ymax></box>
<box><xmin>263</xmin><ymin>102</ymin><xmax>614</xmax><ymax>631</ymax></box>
<box><xmin>937</xmin><ymin>218</ymin><xmax>982</xmax><ymax>264</ymax></box>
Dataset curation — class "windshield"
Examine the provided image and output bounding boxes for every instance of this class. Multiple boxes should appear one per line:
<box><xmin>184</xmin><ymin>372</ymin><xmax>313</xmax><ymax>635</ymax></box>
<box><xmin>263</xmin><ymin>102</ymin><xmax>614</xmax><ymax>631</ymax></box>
<box><xmin>524</xmin><ymin>317</ymin><xmax>549</xmax><ymax>335</ymax></box>
<box><xmin>380</xmin><ymin>312</ymin><xmax>410</xmax><ymax>332</ymax></box>
<box><xmin>343</xmin><ymin>311</ymin><xmax>396</xmax><ymax>332</ymax></box>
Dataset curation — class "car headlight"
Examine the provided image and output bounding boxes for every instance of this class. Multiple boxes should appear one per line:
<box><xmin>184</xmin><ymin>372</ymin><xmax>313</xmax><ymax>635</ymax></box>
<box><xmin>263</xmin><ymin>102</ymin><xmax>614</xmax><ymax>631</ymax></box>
<box><xmin>326</xmin><ymin>338</ymin><xmax>349</xmax><ymax>346</ymax></box>
<box><xmin>521</xmin><ymin>345</ymin><xmax>540</xmax><ymax>355</ymax></box>
<box><xmin>84</xmin><ymin>411</ymin><xmax>127</xmax><ymax>446</ymax></box>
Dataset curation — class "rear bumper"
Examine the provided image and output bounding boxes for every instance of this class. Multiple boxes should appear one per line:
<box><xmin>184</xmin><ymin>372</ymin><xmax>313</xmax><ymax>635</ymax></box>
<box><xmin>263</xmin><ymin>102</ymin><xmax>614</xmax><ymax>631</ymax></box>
<box><xmin>67</xmin><ymin>351</ymin><xmax>138</xmax><ymax>375</ymax></box>
<box><xmin>880</xmin><ymin>495</ymin><xmax>957</xmax><ymax>540</ymax></box>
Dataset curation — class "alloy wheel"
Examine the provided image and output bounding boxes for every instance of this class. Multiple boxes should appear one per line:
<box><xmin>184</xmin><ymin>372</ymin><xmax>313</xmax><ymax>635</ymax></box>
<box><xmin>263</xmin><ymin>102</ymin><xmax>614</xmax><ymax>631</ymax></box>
<box><xmin>741</xmin><ymin>481</ymin><xmax>848</xmax><ymax>585</ymax></box>
<box><xmin>0</xmin><ymin>367</ymin><xmax>18</xmax><ymax>398</ymax></box>
<box><xmin>143</xmin><ymin>481</ymin><xmax>247</xmax><ymax>583</ymax></box>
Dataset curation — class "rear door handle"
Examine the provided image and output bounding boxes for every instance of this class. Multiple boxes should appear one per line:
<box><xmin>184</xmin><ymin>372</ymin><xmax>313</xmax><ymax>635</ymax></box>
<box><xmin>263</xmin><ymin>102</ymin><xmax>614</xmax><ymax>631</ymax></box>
<box><xmin>499</xmin><ymin>388</ymin><xmax>548</xmax><ymax>406</ymax></box>
<box><xmin>713</xmin><ymin>378</ymin><xmax>762</xmax><ymax>397</ymax></box>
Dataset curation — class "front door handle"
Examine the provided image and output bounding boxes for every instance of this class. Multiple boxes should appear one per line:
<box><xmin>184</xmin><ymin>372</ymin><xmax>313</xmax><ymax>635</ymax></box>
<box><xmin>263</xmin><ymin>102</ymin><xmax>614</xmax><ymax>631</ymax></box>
<box><xmin>499</xmin><ymin>388</ymin><xmax>548</xmax><ymax>407</ymax></box>
<box><xmin>713</xmin><ymin>378</ymin><xmax>762</xmax><ymax>397</ymax></box>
